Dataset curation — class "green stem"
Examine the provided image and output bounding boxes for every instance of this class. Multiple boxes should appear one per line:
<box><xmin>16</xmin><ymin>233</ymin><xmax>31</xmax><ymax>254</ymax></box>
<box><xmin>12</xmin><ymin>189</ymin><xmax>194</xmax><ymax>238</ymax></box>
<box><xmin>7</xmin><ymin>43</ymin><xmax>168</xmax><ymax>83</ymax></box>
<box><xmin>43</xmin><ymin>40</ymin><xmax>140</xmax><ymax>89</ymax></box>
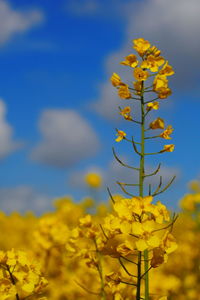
<box><xmin>94</xmin><ymin>240</ymin><xmax>106</xmax><ymax>300</ymax></box>
<box><xmin>136</xmin><ymin>251</ymin><xmax>142</xmax><ymax>300</ymax></box>
<box><xmin>143</xmin><ymin>250</ymin><xmax>149</xmax><ymax>300</ymax></box>
<box><xmin>139</xmin><ymin>83</ymin><xmax>149</xmax><ymax>300</ymax></box>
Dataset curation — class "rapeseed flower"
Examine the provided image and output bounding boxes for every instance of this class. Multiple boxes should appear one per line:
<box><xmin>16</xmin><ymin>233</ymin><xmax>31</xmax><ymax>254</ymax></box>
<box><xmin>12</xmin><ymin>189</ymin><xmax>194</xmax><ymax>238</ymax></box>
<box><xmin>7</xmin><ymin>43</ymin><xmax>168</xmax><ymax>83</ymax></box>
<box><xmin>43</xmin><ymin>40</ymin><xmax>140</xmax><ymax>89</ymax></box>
<box><xmin>115</xmin><ymin>130</ymin><xmax>126</xmax><ymax>142</ymax></box>
<box><xmin>150</xmin><ymin>117</ymin><xmax>165</xmax><ymax>129</ymax></box>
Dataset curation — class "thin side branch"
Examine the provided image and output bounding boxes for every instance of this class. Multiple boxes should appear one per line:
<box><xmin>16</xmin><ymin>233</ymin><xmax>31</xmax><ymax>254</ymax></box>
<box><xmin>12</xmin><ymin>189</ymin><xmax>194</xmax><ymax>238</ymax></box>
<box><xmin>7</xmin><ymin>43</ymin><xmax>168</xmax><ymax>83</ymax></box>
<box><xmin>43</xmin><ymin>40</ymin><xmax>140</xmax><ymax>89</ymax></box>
<box><xmin>118</xmin><ymin>106</ymin><xmax>141</xmax><ymax>125</ymax></box>
<box><xmin>117</xmin><ymin>182</ymin><xmax>139</xmax><ymax>187</ymax></box>
<box><xmin>120</xmin><ymin>256</ymin><xmax>138</xmax><ymax>265</ymax></box>
<box><xmin>144</xmin><ymin>163</ymin><xmax>161</xmax><ymax>177</ymax></box>
<box><xmin>107</xmin><ymin>187</ymin><xmax>115</xmax><ymax>204</ymax></box>
<box><xmin>118</xmin><ymin>257</ymin><xmax>137</xmax><ymax>278</ymax></box>
<box><xmin>148</xmin><ymin>184</ymin><xmax>152</xmax><ymax>196</ymax></box>
<box><xmin>130</xmin><ymin>119</ymin><xmax>142</xmax><ymax>125</ymax></box>
<box><xmin>153</xmin><ymin>176</ymin><xmax>163</xmax><ymax>195</ymax></box>
<box><xmin>144</xmin><ymin>135</ymin><xmax>160</xmax><ymax>140</ymax></box>
<box><xmin>112</xmin><ymin>279</ymin><xmax>137</xmax><ymax>287</ymax></box>
<box><xmin>144</xmin><ymin>97</ymin><xmax>159</xmax><ymax>104</ymax></box>
<box><xmin>152</xmin><ymin>214</ymin><xmax>178</xmax><ymax>233</ymax></box>
<box><xmin>116</xmin><ymin>181</ymin><xmax>135</xmax><ymax>197</ymax></box>
<box><xmin>125</xmin><ymin>137</ymin><xmax>141</xmax><ymax>145</ymax></box>
<box><xmin>112</xmin><ymin>147</ymin><xmax>140</xmax><ymax>171</ymax></box>
<box><xmin>99</xmin><ymin>224</ymin><xmax>109</xmax><ymax>240</ymax></box>
<box><xmin>131</xmin><ymin>137</ymin><xmax>142</xmax><ymax>156</ymax></box>
<box><xmin>144</xmin><ymin>151</ymin><xmax>163</xmax><ymax>156</ymax></box>
<box><xmin>152</xmin><ymin>176</ymin><xmax>176</xmax><ymax>197</ymax></box>
<box><xmin>140</xmin><ymin>266</ymin><xmax>152</xmax><ymax>279</ymax></box>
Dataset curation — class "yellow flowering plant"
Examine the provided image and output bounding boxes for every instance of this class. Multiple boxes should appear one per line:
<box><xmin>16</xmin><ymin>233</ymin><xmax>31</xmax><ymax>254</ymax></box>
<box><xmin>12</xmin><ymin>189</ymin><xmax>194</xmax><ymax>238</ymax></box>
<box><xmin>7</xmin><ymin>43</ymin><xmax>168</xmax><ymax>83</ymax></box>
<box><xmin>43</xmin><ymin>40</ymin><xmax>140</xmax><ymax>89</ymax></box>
<box><xmin>109</xmin><ymin>37</ymin><xmax>177</xmax><ymax>299</ymax></box>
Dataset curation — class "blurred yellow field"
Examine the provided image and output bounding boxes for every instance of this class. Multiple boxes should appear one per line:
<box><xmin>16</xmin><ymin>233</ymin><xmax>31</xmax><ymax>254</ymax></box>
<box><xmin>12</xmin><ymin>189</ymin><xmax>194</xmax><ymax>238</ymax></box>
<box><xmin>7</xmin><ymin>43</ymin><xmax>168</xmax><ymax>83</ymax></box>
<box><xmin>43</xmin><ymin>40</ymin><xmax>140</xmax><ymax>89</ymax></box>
<box><xmin>0</xmin><ymin>182</ymin><xmax>199</xmax><ymax>299</ymax></box>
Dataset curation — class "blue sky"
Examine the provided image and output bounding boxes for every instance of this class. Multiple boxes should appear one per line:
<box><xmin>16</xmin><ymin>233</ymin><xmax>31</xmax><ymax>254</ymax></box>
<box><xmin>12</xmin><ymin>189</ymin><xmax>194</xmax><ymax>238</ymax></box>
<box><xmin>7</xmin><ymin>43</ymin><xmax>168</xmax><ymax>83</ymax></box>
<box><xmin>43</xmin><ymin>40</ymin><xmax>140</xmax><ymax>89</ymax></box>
<box><xmin>0</xmin><ymin>0</ymin><xmax>200</xmax><ymax>213</ymax></box>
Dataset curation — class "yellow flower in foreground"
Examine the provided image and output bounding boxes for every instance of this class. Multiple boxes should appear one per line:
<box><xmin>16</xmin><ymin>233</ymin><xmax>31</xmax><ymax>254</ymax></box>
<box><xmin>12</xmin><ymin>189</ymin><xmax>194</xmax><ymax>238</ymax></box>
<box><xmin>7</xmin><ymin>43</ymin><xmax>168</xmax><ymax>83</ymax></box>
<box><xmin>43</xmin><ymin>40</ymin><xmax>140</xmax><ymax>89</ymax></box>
<box><xmin>84</xmin><ymin>173</ymin><xmax>102</xmax><ymax>188</ymax></box>
<box><xmin>118</xmin><ymin>84</ymin><xmax>132</xmax><ymax>99</ymax></box>
<box><xmin>161</xmin><ymin>144</ymin><xmax>175</xmax><ymax>153</ymax></box>
<box><xmin>149</xmin><ymin>118</ymin><xmax>165</xmax><ymax>129</ymax></box>
<box><xmin>134</xmin><ymin>222</ymin><xmax>161</xmax><ymax>251</ymax></box>
<box><xmin>160</xmin><ymin>125</ymin><xmax>174</xmax><ymax>139</ymax></box>
<box><xmin>120</xmin><ymin>54</ymin><xmax>138</xmax><ymax>68</ymax></box>
<box><xmin>146</xmin><ymin>101</ymin><xmax>159</xmax><ymax>111</ymax></box>
<box><xmin>133</xmin><ymin>38</ymin><xmax>151</xmax><ymax>56</ymax></box>
<box><xmin>113</xmin><ymin>196</ymin><xmax>153</xmax><ymax>221</ymax></box>
<box><xmin>134</xmin><ymin>67</ymin><xmax>149</xmax><ymax>81</ymax></box>
<box><xmin>120</xmin><ymin>106</ymin><xmax>132</xmax><ymax>120</ymax></box>
<box><xmin>110</xmin><ymin>73</ymin><xmax>122</xmax><ymax>87</ymax></box>
<box><xmin>115</xmin><ymin>130</ymin><xmax>126</xmax><ymax>142</ymax></box>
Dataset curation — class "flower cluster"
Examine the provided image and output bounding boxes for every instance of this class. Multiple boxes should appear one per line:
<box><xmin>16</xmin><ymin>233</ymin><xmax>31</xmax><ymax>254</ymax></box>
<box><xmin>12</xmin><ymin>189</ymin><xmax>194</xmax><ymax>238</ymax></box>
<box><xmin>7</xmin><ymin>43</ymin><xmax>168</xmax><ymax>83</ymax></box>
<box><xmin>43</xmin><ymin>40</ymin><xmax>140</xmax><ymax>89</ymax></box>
<box><xmin>103</xmin><ymin>196</ymin><xmax>177</xmax><ymax>255</ymax></box>
<box><xmin>111</xmin><ymin>38</ymin><xmax>175</xmax><ymax>154</ymax></box>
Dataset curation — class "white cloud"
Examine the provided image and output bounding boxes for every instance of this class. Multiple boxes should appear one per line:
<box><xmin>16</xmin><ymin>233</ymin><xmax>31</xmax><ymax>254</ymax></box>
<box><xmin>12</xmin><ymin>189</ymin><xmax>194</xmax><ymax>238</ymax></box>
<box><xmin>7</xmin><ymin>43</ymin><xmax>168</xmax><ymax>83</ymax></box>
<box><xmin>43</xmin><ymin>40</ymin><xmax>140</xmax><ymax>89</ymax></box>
<box><xmin>66</xmin><ymin>0</ymin><xmax>100</xmax><ymax>16</ymax></box>
<box><xmin>93</xmin><ymin>0</ymin><xmax>200</xmax><ymax>120</ymax></box>
<box><xmin>0</xmin><ymin>185</ymin><xmax>52</xmax><ymax>214</ymax></box>
<box><xmin>0</xmin><ymin>99</ymin><xmax>22</xmax><ymax>159</ymax></box>
<box><xmin>31</xmin><ymin>109</ymin><xmax>100</xmax><ymax>168</ymax></box>
<box><xmin>65</xmin><ymin>0</ymin><xmax>133</xmax><ymax>18</ymax></box>
<box><xmin>0</xmin><ymin>0</ymin><xmax>44</xmax><ymax>45</ymax></box>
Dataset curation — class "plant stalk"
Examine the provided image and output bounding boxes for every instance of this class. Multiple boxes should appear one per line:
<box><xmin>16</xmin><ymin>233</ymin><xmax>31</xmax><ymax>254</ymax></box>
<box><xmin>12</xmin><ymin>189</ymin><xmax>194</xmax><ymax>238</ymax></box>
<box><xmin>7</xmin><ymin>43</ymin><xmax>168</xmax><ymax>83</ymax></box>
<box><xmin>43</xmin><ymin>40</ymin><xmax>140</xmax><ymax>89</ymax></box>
<box><xmin>139</xmin><ymin>83</ymin><xmax>149</xmax><ymax>300</ymax></box>
<box><xmin>94</xmin><ymin>240</ymin><xmax>106</xmax><ymax>300</ymax></box>
<box><xmin>136</xmin><ymin>251</ymin><xmax>142</xmax><ymax>300</ymax></box>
